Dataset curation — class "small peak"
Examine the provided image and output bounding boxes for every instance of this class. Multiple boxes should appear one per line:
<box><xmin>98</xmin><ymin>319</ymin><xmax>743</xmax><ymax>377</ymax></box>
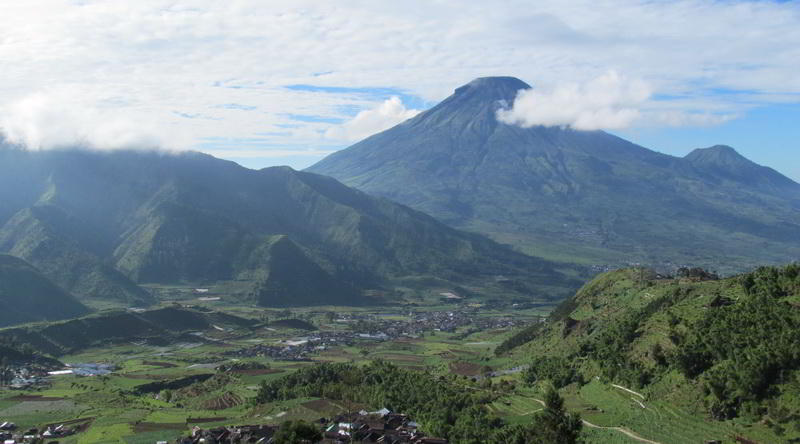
<box><xmin>685</xmin><ymin>145</ymin><xmax>747</xmax><ymax>163</ymax></box>
<box><xmin>702</xmin><ymin>145</ymin><xmax>738</xmax><ymax>155</ymax></box>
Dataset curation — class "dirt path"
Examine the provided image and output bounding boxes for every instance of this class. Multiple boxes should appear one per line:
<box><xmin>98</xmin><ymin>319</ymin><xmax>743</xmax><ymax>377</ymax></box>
<box><xmin>612</xmin><ymin>384</ymin><xmax>645</xmax><ymax>399</ymax></box>
<box><xmin>581</xmin><ymin>419</ymin><xmax>662</xmax><ymax>444</ymax></box>
<box><xmin>530</xmin><ymin>397</ymin><xmax>661</xmax><ymax>444</ymax></box>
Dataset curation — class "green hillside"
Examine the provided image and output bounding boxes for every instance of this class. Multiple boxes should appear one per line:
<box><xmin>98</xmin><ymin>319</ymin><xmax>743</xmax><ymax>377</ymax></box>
<box><xmin>500</xmin><ymin>264</ymin><xmax>800</xmax><ymax>442</ymax></box>
<box><xmin>0</xmin><ymin>206</ymin><xmax>153</xmax><ymax>306</ymax></box>
<box><xmin>0</xmin><ymin>146</ymin><xmax>580</xmax><ymax>307</ymax></box>
<box><xmin>0</xmin><ymin>306</ymin><xmax>255</xmax><ymax>356</ymax></box>
<box><xmin>308</xmin><ymin>77</ymin><xmax>800</xmax><ymax>274</ymax></box>
<box><xmin>0</xmin><ymin>254</ymin><xmax>88</xmax><ymax>327</ymax></box>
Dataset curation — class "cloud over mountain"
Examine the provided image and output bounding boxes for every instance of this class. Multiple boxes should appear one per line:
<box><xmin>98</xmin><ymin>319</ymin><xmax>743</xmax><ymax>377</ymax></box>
<box><xmin>326</xmin><ymin>97</ymin><xmax>420</xmax><ymax>142</ymax></box>
<box><xmin>497</xmin><ymin>71</ymin><xmax>650</xmax><ymax>130</ymax></box>
<box><xmin>0</xmin><ymin>91</ymin><xmax>171</xmax><ymax>150</ymax></box>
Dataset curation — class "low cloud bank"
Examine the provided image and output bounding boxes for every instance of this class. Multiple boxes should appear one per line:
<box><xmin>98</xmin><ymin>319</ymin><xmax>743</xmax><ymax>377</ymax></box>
<box><xmin>0</xmin><ymin>91</ymin><xmax>168</xmax><ymax>151</ymax></box>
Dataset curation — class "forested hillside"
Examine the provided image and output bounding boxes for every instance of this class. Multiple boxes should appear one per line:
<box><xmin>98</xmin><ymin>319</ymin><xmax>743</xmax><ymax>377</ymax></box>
<box><xmin>0</xmin><ymin>254</ymin><xmax>88</xmax><ymax>327</ymax></box>
<box><xmin>0</xmin><ymin>145</ymin><xmax>580</xmax><ymax>308</ymax></box>
<box><xmin>254</xmin><ymin>360</ymin><xmax>582</xmax><ymax>443</ymax></box>
<box><xmin>0</xmin><ymin>306</ymin><xmax>255</xmax><ymax>356</ymax></box>
<box><xmin>500</xmin><ymin>264</ymin><xmax>800</xmax><ymax>439</ymax></box>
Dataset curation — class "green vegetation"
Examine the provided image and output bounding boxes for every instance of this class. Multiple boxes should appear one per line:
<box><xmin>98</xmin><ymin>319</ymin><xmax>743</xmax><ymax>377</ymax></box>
<box><xmin>2</xmin><ymin>262</ymin><xmax>797</xmax><ymax>443</ymax></box>
<box><xmin>0</xmin><ymin>254</ymin><xmax>88</xmax><ymax>327</ymax></box>
<box><xmin>523</xmin><ymin>356</ymin><xmax>580</xmax><ymax>389</ymax></box>
<box><xmin>0</xmin><ymin>206</ymin><xmax>153</xmax><ymax>307</ymax></box>
<box><xmin>494</xmin><ymin>322</ymin><xmax>543</xmax><ymax>356</ymax></box>
<box><xmin>273</xmin><ymin>419</ymin><xmax>322</xmax><ymax>443</ymax></box>
<box><xmin>505</xmin><ymin>264</ymin><xmax>800</xmax><ymax>442</ymax></box>
<box><xmin>673</xmin><ymin>265</ymin><xmax>800</xmax><ymax>421</ymax></box>
<box><xmin>0</xmin><ymin>306</ymin><xmax>255</xmax><ymax>356</ymax></box>
<box><xmin>254</xmin><ymin>360</ymin><xmax>581</xmax><ymax>443</ymax></box>
<box><xmin>0</xmin><ymin>146</ymin><xmax>580</xmax><ymax>309</ymax></box>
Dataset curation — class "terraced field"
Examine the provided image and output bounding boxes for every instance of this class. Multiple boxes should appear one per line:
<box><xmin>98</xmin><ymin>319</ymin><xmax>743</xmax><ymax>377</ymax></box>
<box><xmin>1</xmin><ymin>301</ymin><xmax>783</xmax><ymax>443</ymax></box>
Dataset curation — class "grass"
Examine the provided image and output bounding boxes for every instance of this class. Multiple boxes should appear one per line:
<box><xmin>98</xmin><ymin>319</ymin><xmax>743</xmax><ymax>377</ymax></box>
<box><xmin>1</xmin><ymin>302</ymin><xmax>788</xmax><ymax>444</ymax></box>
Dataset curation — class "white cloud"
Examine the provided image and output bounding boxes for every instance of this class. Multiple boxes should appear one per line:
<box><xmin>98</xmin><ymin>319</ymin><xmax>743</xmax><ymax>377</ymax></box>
<box><xmin>497</xmin><ymin>71</ymin><xmax>650</xmax><ymax>130</ymax></box>
<box><xmin>0</xmin><ymin>0</ymin><xmax>797</xmax><ymax>163</ymax></box>
<box><xmin>0</xmin><ymin>91</ymin><xmax>171</xmax><ymax>150</ymax></box>
<box><xmin>325</xmin><ymin>97</ymin><xmax>420</xmax><ymax>142</ymax></box>
<box><xmin>497</xmin><ymin>71</ymin><xmax>739</xmax><ymax>130</ymax></box>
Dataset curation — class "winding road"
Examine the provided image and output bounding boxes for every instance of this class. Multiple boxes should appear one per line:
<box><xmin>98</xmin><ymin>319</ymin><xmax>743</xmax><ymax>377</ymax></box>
<box><xmin>529</xmin><ymin>397</ymin><xmax>663</xmax><ymax>444</ymax></box>
<box><xmin>581</xmin><ymin>419</ymin><xmax>663</xmax><ymax>444</ymax></box>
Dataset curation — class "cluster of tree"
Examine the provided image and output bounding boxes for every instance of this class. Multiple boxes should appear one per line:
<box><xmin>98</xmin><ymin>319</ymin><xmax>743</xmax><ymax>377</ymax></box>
<box><xmin>523</xmin><ymin>356</ymin><xmax>581</xmax><ymax>389</ymax></box>
<box><xmin>0</xmin><ymin>365</ymin><xmax>13</xmax><ymax>386</ymax></box>
<box><xmin>0</xmin><ymin>335</ymin><xmax>37</xmax><ymax>360</ymax></box>
<box><xmin>273</xmin><ymin>420</ymin><xmax>322</xmax><ymax>444</ymax></box>
<box><xmin>673</xmin><ymin>265</ymin><xmax>800</xmax><ymax>421</ymax></box>
<box><xmin>254</xmin><ymin>360</ymin><xmax>581</xmax><ymax>443</ymax></box>
<box><xmin>528</xmin><ymin>264</ymin><xmax>800</xmax><ymax>431</ymax></box>
<box><xmin>676</xmin><ymin>266</ymin><xmax>719</xmax><ymax>281</ymax></box>
<box><xmin>495</xmin><ymin>323</ymin><xmax>543</xmax><ymax>356</ymax></box>
<box><xmin>495</xmin><ymin>298</ymin><xmax>579</xmax><ymax>356</ymax></box>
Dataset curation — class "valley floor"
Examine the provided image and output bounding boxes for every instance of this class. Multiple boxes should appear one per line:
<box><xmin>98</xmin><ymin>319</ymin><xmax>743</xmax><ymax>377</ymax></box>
<box><xmin>0</xmin><ymin>294</ymin><xmax>786</xmax><ymax>443</ymax></box>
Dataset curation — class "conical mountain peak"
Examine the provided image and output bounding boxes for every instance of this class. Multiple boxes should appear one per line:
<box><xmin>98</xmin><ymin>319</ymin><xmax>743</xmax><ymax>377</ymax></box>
<box><xmin>308</xmin><ymin>77</ymin><xmax>800</xmax><ymax>275</ymax></box>
<box><xmin>404</xmin><ymin>76</ymin><xmax>531</xmax><ymax>129</ymax></box>
<box><xmin>453</xmin><ymin>76</ymin><xmax>531</xmax><ymax>101</ymax></box>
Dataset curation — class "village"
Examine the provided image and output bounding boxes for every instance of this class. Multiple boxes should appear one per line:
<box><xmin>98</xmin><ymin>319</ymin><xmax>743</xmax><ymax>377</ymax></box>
<box><xmin>172</xmin><ymin>408</ymin><xmax>447</xmax><ymax>444</ymax></box>
<box><xmin>225</xmin><ymin>308</ymin><xmax>529</xmax><ymax>361</ymax></box>
<box><xmin>1</xmin><ymin>419</ymin><xmax>87</xmax><ymax>443</ymax></box>
<box><xmin>0</xmin><ymin>303</ymin><xmax>542</xmax><ymax>443</ymax></box>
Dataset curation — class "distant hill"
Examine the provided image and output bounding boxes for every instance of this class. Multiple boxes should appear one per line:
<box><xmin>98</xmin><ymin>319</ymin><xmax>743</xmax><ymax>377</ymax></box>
<box><xmin>0</xmin><ymin>254</ymin><xmax>88</xmax><ymax>327</ymax></box>
<box><xmin>497</xmin><ymin>263</ymin><xmax>800</xmax><ymax>439</ymax></box>
<box><xmin>308</xmin><ymin>77</ymin><xmax>800</xmax><ymax>274</ymax></box>
<box><xmin>0</xmin><ymin>206</ymin><xmax>153</xmax><ymax>306</ymax></box>
<box><xmin>0</xmin><ymin>306</ymin><xmax>256</xmax><ymax>356</ymax></box>
<box><xmin>0</xmin><ymin>144</ymin><xmax>580</xmax><ymax>307</ymax></box>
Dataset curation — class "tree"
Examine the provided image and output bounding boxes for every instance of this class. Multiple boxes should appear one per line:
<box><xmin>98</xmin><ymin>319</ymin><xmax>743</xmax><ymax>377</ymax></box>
<box><xmin>524</xmin><ymin>356</ymin><xmax>578</xmax><ymax>389</ymax></box>
<box><xmin>273</xmin><ymin>420</ymin><xmax>322</xmax><ymax>444</ymax></box>
<box><xmin>531</xmin><ymin>386</ymin><xmax>582</xmax><ymax>444</ymax></box>
<box><xmin>160</xmin><ymin>389</ymin><xmax>173</xmax><ymax>403</ymax></box>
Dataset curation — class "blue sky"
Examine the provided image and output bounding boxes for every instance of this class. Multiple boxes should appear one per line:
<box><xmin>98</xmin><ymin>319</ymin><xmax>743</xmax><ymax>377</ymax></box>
<box><xmin>616</xmin><ymin>103</ymin><xmax>800</xmax><ymax>180</ymax></box>
<box><xmin>0</xmin><ymin>0</ymin><xmax>798</xmax><ymax>180</ymax></box>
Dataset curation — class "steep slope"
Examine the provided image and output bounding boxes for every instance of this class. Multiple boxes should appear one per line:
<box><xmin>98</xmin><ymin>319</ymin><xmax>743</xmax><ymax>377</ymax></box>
<box><xmin>498</xmin><ymin>264</ymin><xmax>800</xmax><ymax>441</ymax></box>
<box><xmin>0</xmin><ymin>144</ymin><xmax>579</xmax><ymax>306</ymax></box>
<box><xmin>308</xmin><ymin>77</ymin><xmax>800</xmax><ymax>273</ymax></box>
<box><xmin>0</xmin><ymin>306</ymin><xmax>256</xmax><ymax>356</ymax></box>
<box><xmin>244</xmin><ymin>235</ymin><xmax>361</xmax><ymax>307</ymax></box>
<box><xmin>0</xmin><ymin>254</ymin><xmax>88</xmax><ymax>327</ymax></box>
<box><xmin>0</xmin><ymin>205</ymin><xmax>153</xmax><ymax>306</ymax></box>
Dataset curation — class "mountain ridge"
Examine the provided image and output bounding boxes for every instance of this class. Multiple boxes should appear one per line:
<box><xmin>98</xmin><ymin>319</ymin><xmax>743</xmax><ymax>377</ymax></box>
<box><xmin>0</xmin><ymin>144</ymin><xmax>581</xmax><ymax>309</ymax></box>
<box><xmin>0</xmin><ymin>254</ymin><xmax>89</xmax><ymax>327</ymax></box>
